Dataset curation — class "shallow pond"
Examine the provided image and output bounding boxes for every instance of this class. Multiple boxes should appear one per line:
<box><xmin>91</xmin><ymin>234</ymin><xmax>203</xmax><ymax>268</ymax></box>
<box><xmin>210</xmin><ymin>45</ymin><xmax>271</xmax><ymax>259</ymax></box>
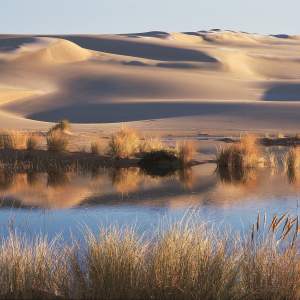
<box><xmin>0</xmin><ymin>162</ymin><xmax>299</xmax><ymax>240</ymax></box>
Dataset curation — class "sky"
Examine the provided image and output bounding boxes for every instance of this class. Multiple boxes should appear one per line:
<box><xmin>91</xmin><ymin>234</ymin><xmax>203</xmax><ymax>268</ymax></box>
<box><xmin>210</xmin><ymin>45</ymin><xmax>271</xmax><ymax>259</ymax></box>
<box><xmin>1</xmin><ymin>0</ymin><xmax>299</xmax><ymax>35</ymax></box>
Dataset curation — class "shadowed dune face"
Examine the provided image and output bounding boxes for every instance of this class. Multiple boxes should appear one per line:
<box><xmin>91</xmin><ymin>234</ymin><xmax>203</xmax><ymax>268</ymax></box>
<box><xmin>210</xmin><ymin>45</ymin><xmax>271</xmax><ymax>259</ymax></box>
<box><xmin>27</xmin><ymin>101</ymin><xmax>300</xmax><ymax>124</ymax></box>
<box><xmin>263</xmin><ymin>84</ymin><xmax>300</xmax><ymax>101</ymax></box>
<box><xmin>52</xmin><ymin>35</ymin><xmax>218</xmax><ymax>62</ymax></box>
<box><xmin>0</xmin><ymin>36</ymin><xmax>37</xmax><ymax>52</ymax></box>
<box><xmin>1</xmin><ymin>31</ymin><xmax>300</xmax><ymax>130</ymax></box>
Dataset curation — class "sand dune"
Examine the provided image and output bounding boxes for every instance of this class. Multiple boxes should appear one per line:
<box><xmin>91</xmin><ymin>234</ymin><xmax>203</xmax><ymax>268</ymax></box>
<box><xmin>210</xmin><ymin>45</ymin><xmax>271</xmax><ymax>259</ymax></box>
<box><xmin>0</xmin><ymin>30</ymin><xmax>300</xmax><ymax>134</ymax></box>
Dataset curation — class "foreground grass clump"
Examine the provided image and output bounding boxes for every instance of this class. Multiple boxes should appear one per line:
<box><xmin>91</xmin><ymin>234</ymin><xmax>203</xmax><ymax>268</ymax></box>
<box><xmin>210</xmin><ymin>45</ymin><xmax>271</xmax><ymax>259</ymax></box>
<box><xmin>109</xmin><ymin>126</ymin><xmax>141</xmax><ymax>159</ymax></box>
<box><xmin>0</xmin><ymin>131</ymin><xmax>27</xmax><ymax>150</ymax></box>
<box><xmin>47</xmin><ymin>131</ymin><xmax>69</xmax><ymax>152</ymax></box>
<box><xmin>0</xmin><ymin>214</ymin><xmax>300</xmax><ymax>299</ymax></box>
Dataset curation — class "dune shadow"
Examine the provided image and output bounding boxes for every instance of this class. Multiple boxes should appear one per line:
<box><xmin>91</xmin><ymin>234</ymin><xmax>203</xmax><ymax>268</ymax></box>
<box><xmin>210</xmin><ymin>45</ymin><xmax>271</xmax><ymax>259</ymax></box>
<box><xmin>156</xmin><ymin>62</ymin><xmax>200</xmax><ymax>69</ymax></box>
<box><xmin>263</xmin><ymin>84</ymin><xmax>300</xmax><ymax>101</ymax></box>
<box><xmin>27</xmin><ymin>102</ymin><xmax>243</xmax><ymax>123</ymax></box>
<box><xmin>122</xmin><ymin>31</ymin><xmax>170</xmax><ymax>39</ymax></box>
<box><xmin>51</xmin><ymin>35</ymin><xmax>217</xmax><ymax>63</ymax></box>
<box><xmin>123</xmin><ymin>60</ymin><xmax>149</xmax><ymax>67</ymax></box>
<box><xmin>271</xmin><ymin>34</ymin><xmax>291</xmax><ymax>39</ymax></box>
<box><xmin>0</xmin><ymin>37</ymin><xmax>36</xmax><ymax>52</ymax></box>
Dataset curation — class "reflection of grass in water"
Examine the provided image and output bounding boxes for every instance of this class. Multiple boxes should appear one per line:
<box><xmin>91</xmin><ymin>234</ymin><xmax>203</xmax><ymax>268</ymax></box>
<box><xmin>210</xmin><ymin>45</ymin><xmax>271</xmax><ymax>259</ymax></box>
<box><xmin>0</xmin><ymin>170</ymin><xmax>15</xmax><ymax>191</ymax></box>
<box><xmin>177</xmin><ymin>167</ymin><xmax>194</xmax><ymax>189</ymax></box>
<box><xmin>26</xmin><ymin>171</ymin><xmax>41</xmax><ymax>186</ymax></box>
<box><xmin>47</xmin><ymin>170</ymin><xmax>70</xmax><ymax>187</ymax></box>
<box><xmin>216</xmin><ymin>164</ymin><xmax>257</xmax><ymax>185</ymax></box>
<box><xmin>284</xmin><ymin>148</ymin><xmax>300</xmax><ymax>185</ymax></box>
<box><xmin>0</xmin><ymin>214</ymin><xmax>299</xmax><ymax>299</ymax></box>
<box><xmin>111</xmin><ymin>167</ymin><xmax>142</xmax><ymax>194</ymax></box>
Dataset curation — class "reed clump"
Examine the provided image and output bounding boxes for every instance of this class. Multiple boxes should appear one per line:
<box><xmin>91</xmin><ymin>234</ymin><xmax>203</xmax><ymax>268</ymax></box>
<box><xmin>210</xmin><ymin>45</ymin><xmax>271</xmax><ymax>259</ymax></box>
<box><xmin>48</xmin><ymin>120</ymin><xmax>71</xmax><ymax>134</ymax></box>
<box><xmin>26</xmin><ymin>134</ymin><xmax>41</xmax><ymax>151</ymax></box>
<box><xmin>283</xmin><ymin>147</ymin><xmax>300</xmax><ymax>183</ymax></box>
<box><xmin>47</xmin><ymin>131</ymin><xmax>69</xmax><ymax>152</ymax></box>
<box><xmin>176</xmin><ymin>140</ymin><xmax>196</xmax><ymax>165</ymax></box>
<box><xmin>284</xmin><ymin>147</ymin><xmax>300</xmax><ymax>172</ymax></box>
<box><xmin>217</xmin><ymin>134</ymin><xmax>263</xmax><ymax>174</ymax></box>
<box><xmin>109</xmin><ymin>126</ymin><xmax>141</xmax><ymax>159</ymax></box>
<box><xmin>140</xmin><ymin>137</ymin><xmax>164</xmax><ymax>153</ymax></box>
<box><xmin>0</xmin><ymin>131</ymin><xmax>27</xmax><ymax>150</ymax></box>
<box><xmin>0</xmin><ymin>214</ymin><xmax>299</xmax><ymax>299</ymax></box>
<box><xmin>90</xmin><ymin>141</ymin><xmax>102</xmax><ymax>155</ymax></box>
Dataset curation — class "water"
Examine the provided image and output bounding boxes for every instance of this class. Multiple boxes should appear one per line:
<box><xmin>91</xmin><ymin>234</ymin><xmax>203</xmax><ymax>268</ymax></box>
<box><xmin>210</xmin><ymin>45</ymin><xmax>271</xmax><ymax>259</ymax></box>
<box><xmin>0</xmin><ymin>163</ymin><xmax>299</xmax><ymax>240</ymax></box>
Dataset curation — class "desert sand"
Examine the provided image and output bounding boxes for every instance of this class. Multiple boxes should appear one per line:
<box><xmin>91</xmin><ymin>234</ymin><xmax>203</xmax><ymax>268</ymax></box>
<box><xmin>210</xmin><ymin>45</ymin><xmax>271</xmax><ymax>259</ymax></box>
<box><xmin>1</xmin><ymin>30</ymin><xmax>300</xmax><ymax>136</ymax></box>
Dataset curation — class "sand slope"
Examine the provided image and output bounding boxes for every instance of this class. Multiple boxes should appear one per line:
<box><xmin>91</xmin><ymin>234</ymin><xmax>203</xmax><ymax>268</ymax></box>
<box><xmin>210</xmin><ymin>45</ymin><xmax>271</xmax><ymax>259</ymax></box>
<box><xmin>0</xmin><ymin>30</ymin><xmax>300</xmax><ymax>134</ymax></box>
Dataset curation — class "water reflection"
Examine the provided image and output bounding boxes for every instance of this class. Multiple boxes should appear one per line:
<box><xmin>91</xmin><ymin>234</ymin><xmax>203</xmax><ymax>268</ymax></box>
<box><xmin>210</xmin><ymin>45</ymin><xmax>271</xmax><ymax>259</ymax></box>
<box><xmin>0</xmin><ymin>163</ymin><xmax>298</xmax><ymax>210</ymax></box>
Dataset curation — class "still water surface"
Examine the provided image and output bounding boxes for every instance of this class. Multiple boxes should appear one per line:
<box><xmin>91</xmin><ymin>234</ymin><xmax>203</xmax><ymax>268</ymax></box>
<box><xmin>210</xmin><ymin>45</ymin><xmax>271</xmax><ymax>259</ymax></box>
<box><xmin>0</xmin><ymin>163</ymin><xmax>299</xmax><ymax>240</ymax></box>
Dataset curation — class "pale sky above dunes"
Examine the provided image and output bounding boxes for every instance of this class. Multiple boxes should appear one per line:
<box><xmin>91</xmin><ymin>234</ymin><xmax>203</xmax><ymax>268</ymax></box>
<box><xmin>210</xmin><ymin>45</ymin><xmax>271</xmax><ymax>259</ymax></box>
<box><xmin>1</xmin><ymin>0</ymin><xmax>299</xmax><ymax>35</ymax></box>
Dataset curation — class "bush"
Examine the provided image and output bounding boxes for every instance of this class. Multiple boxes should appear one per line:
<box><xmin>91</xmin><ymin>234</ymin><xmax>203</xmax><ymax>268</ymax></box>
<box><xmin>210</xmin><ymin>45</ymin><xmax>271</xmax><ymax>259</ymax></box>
<box><xmin>109</xmin><ymin>127</ymin><xmax>140</xmax><ymax>159</ymax></box>
<box><xmin>46</xmin><ymin>131</ymin><xmax>68</xmax><ymax>152</ymax></box>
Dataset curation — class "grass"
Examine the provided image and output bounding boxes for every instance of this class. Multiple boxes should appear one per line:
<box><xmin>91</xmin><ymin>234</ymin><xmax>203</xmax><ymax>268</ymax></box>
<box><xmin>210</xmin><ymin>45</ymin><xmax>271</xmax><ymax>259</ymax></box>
<box><xmin>47</xmin><ymin>131</ymin><xmax>69</xmax><ymax>152</ymax></box>
<box><xmin>26</xmin><ymin>135</ymin><xmax>40</xmax><ymax>151</ymax></box>
<box><xmin>0</xmin><ymin>131</ymin><xmax>27</xmax><ymax>150</ymax></box>
<box><xmin>176</xmin><ymin>140</ymin><xmax>196</xmax><ymax>165</ymax></box>
<box><xmin>90</xmin><ymin>141</ymin><xmax>101</xmax><ymax>155</ymax></box>
<box><xmin>109</xmin><ymin>126</ymin><xmax>141</xmax><ymax>159</ymax></box>
<box><xmin>0</xmin><ymin>214</ymin><xmax>299</xmax><ymax>299</ymax></box>
<box><xmin>48</xmin><ymin>120</ymin><xmax>70</xmax><ymax>134</ymax></box>
<box><xmin>283</xmin><ymin>147</ymin><xmax>300</xmax><ymax>183</ymax></box>
<box><xmin>216</xmin><ymin>135</ymin><xmax>264</xmax><ymax>181</ymax></box>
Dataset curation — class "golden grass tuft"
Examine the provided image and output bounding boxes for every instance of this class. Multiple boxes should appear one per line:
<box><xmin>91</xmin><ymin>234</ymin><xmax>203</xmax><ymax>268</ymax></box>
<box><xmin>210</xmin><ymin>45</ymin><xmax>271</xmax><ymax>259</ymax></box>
<box><xmin>109</xmin><ymin>126</ymin><xmax>141</xmax><ymax>159</ymax></box>
<box><xmin>46</xmin><ymin>131</ymin><xmax>69</xmax><ymax>152</ymax></box>
<box><xmin>48</xmin><ymin>120</ymin><xmax>71</xmax><ymax>134</ymax></box>
<box><xmin>283</xmin><ymin>147</ymin><xmax>300</xmax><ymax>184</ymax></box>
<box><xmin>217</xmin><ymin>134</ymin><xmax>262</xmax><ymax>171</ymax></box>
<box><xmin>26</xmin><ymin>134</ymin><xmax>41</xmax><ymax>151</ymax></box>
<box><xmin>91</xmin><ymin>141</ymin><xmax>102</xmax><ymax>155</ymax></box>
<box><xmin>0</xmin><ymin>130</ymin><xmax>27</xmax><ymax>150</ymax></box>
<box><xmin>0</xmin><ymin>214</ymin><xmax>299</xmax><ymax>299</ymax></box>
<box><xmin>140</xmin><ymin>137</ymin><xmax>164</xmax><ymax>153</ymax></box>
<box><xmin>176</xmin><ymin>140</ymin><xmax>196</xmax><ymax>165</ymax></box>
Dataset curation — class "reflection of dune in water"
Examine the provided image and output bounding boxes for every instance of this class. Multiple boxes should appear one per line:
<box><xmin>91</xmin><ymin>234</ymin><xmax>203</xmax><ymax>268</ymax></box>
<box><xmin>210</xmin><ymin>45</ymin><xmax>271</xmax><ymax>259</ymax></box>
<box><xmin>0</xmin><ymin>163</ymin><xmax>298</xmax><ymax>210</ymax></box>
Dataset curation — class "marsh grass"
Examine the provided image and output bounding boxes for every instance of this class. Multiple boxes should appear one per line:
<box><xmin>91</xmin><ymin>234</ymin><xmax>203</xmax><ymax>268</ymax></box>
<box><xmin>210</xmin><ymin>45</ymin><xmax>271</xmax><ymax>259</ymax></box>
<box><xmin>176</xmin><ymin>140</ymin><xmax>196</xmax><ymax>165</ymax></box>
<box><xmin>216</xmin><ymin>135</ymin><xmax>265</xmax><ymax>182</ymax></box>
<box><xmin>0</xmin><ymin>131</ymin><xmax>27</xmax><ymax>150</ymax></box>
<box><xmin>0</xmin><ymin>214</ymin><xmax>299</xmax><ymax>299</ymax></box>
<box><xmin>48</xmin><ymin>120</ymin><xmax>70</xmax><ymax>134</ymax></box>
<box><xmin>109</xmin><ymin>126</ymin><xmax>141</xmax><ymax>159</ymax></box>
<box><xmin>90</xmin><ymin>141</ymin><xmax>101</xmax><ymax>155</ymax></box>
<box><xmin>140</xmin><ymin>137</ymin><xmax>164</xmax><ymax>153</ymax></box>
<box><xmin>26</xmin><ymin>134</ymin><xmax>41</xmax><ymax>151</ymax></box>
<box><xmin>47</xmin><ymin>131</ymin><xmax>69</xmax><ymax>152</ymax></box>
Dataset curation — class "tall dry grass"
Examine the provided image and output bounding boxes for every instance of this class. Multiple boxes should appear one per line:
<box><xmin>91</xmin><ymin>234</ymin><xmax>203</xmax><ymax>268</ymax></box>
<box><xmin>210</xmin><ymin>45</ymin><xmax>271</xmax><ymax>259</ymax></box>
<box><xmin>216</xmin><ymin>135</ymin><xmax>264</xmax><ymax>179</ymax></box>
<box><xmin>47</xmin><ymin>131</ymin><xmax>69</xmax><ymax>152</ymax></box>
<box><xmin>0</xmin><ymin>214</ymin><xmax>299</xmax><ymax>299</ymax></box>
<box><xmin>26</xmin><ymin>134</ymin><xmax>41</xmax><ymax>151</ymax></box>
<box><xmin>109</xmin><ymin>127</ymin><xmax>141</xmax><ymax>159</ymax></box>
<box><xmin>48</xmin><ymin>120</ymin><xmax>71</xmax><ymax>134</ymax></box>
<box><xmin>0</xmin><ymin>131</ymin><xmax>27</xmax><ymax>150</ymax></box>
<box><xmin>176</xmin><ymin>140</ymin><xmax>196</xmax><ymax>165</ymax></box>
